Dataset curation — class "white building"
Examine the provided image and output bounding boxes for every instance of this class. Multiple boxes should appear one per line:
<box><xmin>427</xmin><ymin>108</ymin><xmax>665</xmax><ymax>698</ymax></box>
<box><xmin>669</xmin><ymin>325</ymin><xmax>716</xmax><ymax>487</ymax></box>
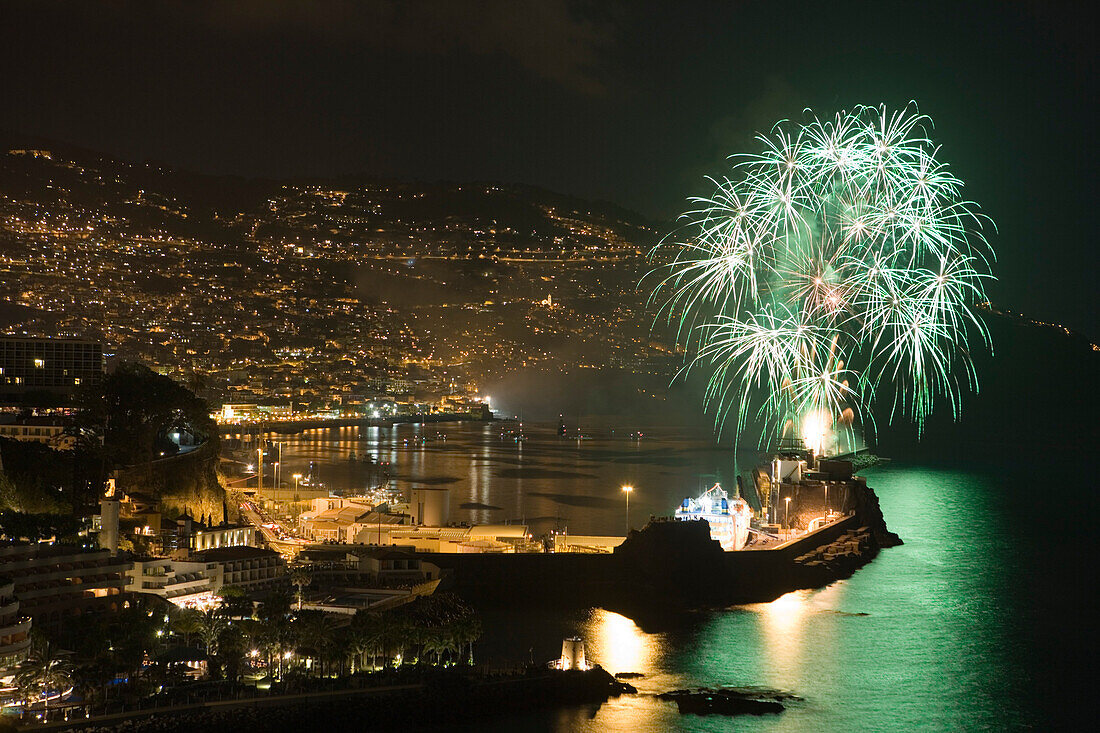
<box><xmin>0</xmin><ymin>580</ymin><xmax>32</xmax><ymax>680</ymax></box>
<box><xmin>127</xmin><ymin>557</ymin><xmax>220</xmax><ymax>606</ymax></box>
<box><xmin>192</xmin><ymin>546</ymin><xmax>285</xmax><ymax>594</ymax></box>
<box><xmin>0</xmin><ymin>417</ymin><xmax>75</xmax><ymax>450</ymax></box>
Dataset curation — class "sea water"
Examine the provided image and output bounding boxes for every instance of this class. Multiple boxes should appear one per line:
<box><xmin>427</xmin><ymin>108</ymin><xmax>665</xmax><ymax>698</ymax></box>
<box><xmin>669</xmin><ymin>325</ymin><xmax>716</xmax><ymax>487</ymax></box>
<box><xmin>276</xmin><ymin>424</ymin><xmax>1088</xmax><ymax>730</ymax></box>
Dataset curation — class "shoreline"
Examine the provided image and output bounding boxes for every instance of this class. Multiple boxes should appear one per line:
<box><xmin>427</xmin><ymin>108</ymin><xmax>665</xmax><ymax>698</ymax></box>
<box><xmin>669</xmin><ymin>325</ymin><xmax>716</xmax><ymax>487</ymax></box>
<box><xmin>19</xmin><ymin>668</ymin><xmax>632</xmax><ymax>733</ymax></box>
<box><xmin>420</xmin><ymin>477</ymin><xmax>901</xmax><ymax>630</ymax></box>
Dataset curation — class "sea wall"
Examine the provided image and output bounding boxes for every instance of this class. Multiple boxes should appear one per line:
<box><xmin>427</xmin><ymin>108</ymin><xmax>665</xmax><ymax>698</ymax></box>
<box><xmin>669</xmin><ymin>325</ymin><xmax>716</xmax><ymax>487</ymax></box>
<box><xmin>28</xmin><ymin>669</ymin><xmax>632</xmax><ymax>733</ymax></box>
<box><xmin>421</xmin><ymin>479</ymin><xmax>900</xmax><ymax>627</ymax></box>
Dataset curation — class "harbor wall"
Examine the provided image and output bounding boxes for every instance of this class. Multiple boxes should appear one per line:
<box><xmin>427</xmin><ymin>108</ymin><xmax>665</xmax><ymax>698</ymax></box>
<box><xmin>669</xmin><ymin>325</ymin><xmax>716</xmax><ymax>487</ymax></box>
<box><xmin>420</xmin><ymin>479</ymin><xmax>899</xmax><ymax>629</ymax></box>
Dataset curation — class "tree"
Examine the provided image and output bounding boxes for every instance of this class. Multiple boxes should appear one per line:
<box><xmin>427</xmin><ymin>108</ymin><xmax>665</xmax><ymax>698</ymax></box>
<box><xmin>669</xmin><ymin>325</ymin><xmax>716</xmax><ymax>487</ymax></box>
<box><xmin>170</xmin><ymin>607</ymin><xmax>203</xmax><ymax>648</ymax></box>
<box><xmin>198</xmin><ymin>608</ymin><xmax>227</xmax><ymax>658</ymax></box>
<box><xmin>215</xmin><ymin>624</ymin><xmax>247</xmax><ymax>682</ymax></box>
<box><xmin>185</xmin><ymin>371</ymin><xmax>209</xmax><ymax>397</ymax></box>
<box><xmin>78</xmin><ymin>362</ymin><xmax>219</xmax><ymax>468</ymax></box>
<box><xmin>452</xmin><ymin>614</ymin><xmax>483</xmax><ymax>666</ymax></box>
<box><xmin>294</xmin><ymin>610</ymin><xmax>336</xmax><ymax>677</ymax></box>
<box><xmin>15</xmin><ymin>641</ymin><xmax>74</xmax><ymax>718</ymax></box>
<box><xmin>217</xmin><ymin>585</ymin><xmax>253</xmax><ymax>618</ymax></box>
<box><xmin>0</xmin><ymin>438</ymin><xmax>82</xmax><ymax>514</ymax></box>
<box><xmin>290</xmin><ymin>567</ymin><xmax>312</xmax><ymax>611</ymax></box>
<box><xmin>421</xmin><ymin>627</ymin><xmax>452</xmax><ymax>666</ymax></box>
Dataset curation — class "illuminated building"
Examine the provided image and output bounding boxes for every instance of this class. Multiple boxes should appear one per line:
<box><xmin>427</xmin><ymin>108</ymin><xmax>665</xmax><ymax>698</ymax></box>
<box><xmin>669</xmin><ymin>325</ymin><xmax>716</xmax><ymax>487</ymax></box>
<box><xmin>191</xmin><ymin>546</ymin><xmax>285</xmax><ymax>593</ymax></box>
<box><xmin>0</xmin><ymin>543</ymin><xmax>131</xmax><ymax>633</ymax></box>
<box><xmin>0</xmin><ymin>336</ymin><xmax>104</xmax><ymax>405</ymax></box>
<box><xmin>127</xmin><ymin>557</ymin><xmax>221</xmax><ymax>607</ymax></box>
<box><xmin>0</xmin><ymin>415</ymin><xmax>75</xmax><ymax>450</ymax></box>
<box><xmin>0</xmin><ymin>579</ymin><xmax>32</xmax><ymax>677</ymax></box>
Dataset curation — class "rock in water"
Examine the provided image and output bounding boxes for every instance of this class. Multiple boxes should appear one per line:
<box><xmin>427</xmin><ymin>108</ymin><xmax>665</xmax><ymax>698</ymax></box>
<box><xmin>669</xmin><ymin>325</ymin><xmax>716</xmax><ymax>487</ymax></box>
<box><xmin>657</xmin><ymin>687</ymin><xmax>795</xmax><ymax>716</ymax></box>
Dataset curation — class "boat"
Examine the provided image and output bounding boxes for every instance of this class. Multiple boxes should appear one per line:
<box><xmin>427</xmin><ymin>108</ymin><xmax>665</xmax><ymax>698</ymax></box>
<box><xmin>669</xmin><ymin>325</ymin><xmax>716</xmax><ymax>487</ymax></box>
<box><xmin>674</xmin><ymin>483</ymin><xmax>753</xmax><ymax>551</ymax></box>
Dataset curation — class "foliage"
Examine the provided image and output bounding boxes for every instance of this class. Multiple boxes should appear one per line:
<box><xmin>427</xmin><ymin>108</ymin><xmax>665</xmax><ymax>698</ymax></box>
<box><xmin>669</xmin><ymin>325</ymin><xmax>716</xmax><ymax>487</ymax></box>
<box><xmin>0</xmin><ymin>437</ymin><xmax>100</xmax><ymax>513</ymax></box>
<box><xmin>78</xmin><ymin>361</ymin><xmax>219</xmax><ymax>467</ymax></box>
<box><xmin>217</xmin><ymin>584</ymin><xmax>254</xmax><ymax>617</ymax></box>
<box><xmin>290</xmin><ymin>567</ymin><xmax>312</xmax><ymax>610</ymax></box>
<box><xmin>0</xmin><ymin>509</ymin><xmax>85</xmax><ymax>541</ymax></box>
<box><xmin>14</xmin><ymin>640</ymin><xmax>74</xmax><ymax>714</ymax></box>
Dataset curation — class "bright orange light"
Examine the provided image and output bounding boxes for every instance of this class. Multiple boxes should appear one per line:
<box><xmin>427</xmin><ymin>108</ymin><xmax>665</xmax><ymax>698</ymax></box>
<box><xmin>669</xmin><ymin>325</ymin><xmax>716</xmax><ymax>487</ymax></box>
<box><xmin>801</xmin><ymin>410</ymin><xmax>832</xmax><ymax>453</ymax></box>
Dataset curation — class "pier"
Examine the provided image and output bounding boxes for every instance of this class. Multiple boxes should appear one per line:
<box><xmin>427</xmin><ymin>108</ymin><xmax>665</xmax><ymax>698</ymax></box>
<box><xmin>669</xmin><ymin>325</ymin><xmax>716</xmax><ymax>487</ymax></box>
<box><xmin>217</xmin><ymin>412</ymin><xmax>492</xmax><ymax>437</ymax></box>
<box><xmin>412</xmin><ymin>476</ymin><xmax>900</xmax><ymax>628</ymax></box>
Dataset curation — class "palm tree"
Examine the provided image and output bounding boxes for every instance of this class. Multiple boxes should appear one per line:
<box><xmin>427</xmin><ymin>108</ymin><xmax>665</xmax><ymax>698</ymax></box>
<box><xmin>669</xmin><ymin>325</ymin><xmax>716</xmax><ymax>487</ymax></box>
<box><xmin>170</xmin><ymin>607</ymin><xmax>203</xmax><ymax>648</ymax></box>
<box><xmin>258</xmin><ymin>612</ymin><xmax>295</xmax><ymax>679</ymax></box>
<box><xmin>294</xmin><ymin>610</ymin><xmax>337</xmax><ymax>677</ymax></box>
<box><xmin>215</xmin><ymin>624</ymin><xmax>247</xmax><ymax>682</ymax></box>
<box><xmin>198</xmin><ymin>608</ymin><xmax>227</xmax><ymax>657</ymax></box>
<box><xmin>421</xmin><ymin>627</ymin><xmax>451</xmax><ymax>666</ymax></box>
<box><xmin>290</xmin><ymin>567</ymin><xmax>312</xmax><ymax>611</ymax></box>
<box><xmin>389</xmin><ymin>617</ymin><xmax>416</xmax><ymax>668</ymax></box>
<box><xmin>185</xmin><ymin>371</ymin><xmax>208</xmax><ymax>396</ymax></box>
<box><xmin>452</xmin><ymin>614</ymin><xmax>483</xmax><ymax>665</ymax></box>
<box><xmin>348</xmin><ymin>610</ymin><xmax>381</xmax><ymax>672</ymax></box>
<box><xmin>16</xmin><ymin>641</ymin><xmax>74</xmax><ymax>719</ymax></box>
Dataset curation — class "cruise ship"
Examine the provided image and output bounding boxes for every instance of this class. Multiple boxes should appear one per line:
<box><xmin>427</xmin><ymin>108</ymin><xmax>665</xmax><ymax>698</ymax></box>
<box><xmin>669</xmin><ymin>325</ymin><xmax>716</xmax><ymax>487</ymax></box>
<box><xmin>674</xmin><ymin>483</ymin><xmax>753</xmax><ymax>551</ymax></box>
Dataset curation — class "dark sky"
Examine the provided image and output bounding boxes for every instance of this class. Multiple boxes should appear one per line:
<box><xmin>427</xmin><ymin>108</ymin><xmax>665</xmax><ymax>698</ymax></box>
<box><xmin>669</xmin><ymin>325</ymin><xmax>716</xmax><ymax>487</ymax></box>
<box><xmin>1</xmin><ymin>1</ymin><xmax>1096</xmax><ymax>334</ymax></box>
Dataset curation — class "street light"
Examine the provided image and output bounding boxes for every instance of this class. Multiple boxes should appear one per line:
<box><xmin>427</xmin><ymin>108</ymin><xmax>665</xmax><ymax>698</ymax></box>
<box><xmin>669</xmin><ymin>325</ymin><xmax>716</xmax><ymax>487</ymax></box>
<box><xmin>257</xmin><ymin>447</ymin><xmax>263</xmax><ymax>493</ymax></box>
<box><xmin>621</xmin><ymin>485</ymin><xmax>634</xmax><ymax>534</ymax></box>
<box><xmin>784</xmin><ymin>496</ymin><xmax>792</xmax><ymax>538</ymax></box>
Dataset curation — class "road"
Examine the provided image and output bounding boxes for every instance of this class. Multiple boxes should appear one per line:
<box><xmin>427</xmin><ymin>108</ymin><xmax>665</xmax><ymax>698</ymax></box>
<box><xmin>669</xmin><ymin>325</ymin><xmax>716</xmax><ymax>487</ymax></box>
<box><xmin>238</xmin><ymin>500</ymin><xmax>307</xmax><ymax>557</ymax></box>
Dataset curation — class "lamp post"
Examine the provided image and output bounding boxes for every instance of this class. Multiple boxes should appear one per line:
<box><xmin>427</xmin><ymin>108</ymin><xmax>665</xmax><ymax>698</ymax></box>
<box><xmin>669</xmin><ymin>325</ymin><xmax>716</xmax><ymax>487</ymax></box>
<box><xmin>621</xmin><ymin>485</ymin><xmax>634</xmax><ymax>534</ymax></box>
<box><xmin>257</xmin><ymin>447</ymin><xmax>263</xmax><ymax>493</ymax></box>
<box><xmin>784</xmin><ymin>496</ymin><xmax>792</xmax><ymax>538</ymax></box>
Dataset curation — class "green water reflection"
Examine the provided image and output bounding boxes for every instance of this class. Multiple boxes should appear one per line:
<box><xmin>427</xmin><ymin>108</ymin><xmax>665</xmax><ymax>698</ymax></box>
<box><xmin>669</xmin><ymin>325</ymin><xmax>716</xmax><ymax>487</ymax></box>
<box><xmin>481</xmin><ymin>464</ymin><xmax>1041</xmax><ymax>732</ymax></box>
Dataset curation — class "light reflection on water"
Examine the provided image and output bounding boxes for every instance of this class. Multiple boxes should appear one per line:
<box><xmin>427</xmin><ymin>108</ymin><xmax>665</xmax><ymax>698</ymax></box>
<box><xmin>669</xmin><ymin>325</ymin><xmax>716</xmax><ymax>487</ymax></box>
<box><xmin>275</xmin><ymin>425</ymin><xmax>1066</xmax><ymax>730</ymax></box>
<box><xmin>582</xmin><ymin>610</ymin><xmax>655</xmax><ymax>676</ymax></box>
<box><xmin>270</xmin><ymin>421</ymin><xmax>737</xmax><ymax>535</ymax></box>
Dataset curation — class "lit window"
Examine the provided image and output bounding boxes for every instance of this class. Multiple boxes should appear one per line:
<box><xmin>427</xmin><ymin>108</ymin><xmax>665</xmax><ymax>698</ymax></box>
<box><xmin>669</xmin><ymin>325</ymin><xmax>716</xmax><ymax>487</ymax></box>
<box><xmin>34</xmin><ymin>358</ymin><xmax>45</xmax><ymax>367</ymax></box>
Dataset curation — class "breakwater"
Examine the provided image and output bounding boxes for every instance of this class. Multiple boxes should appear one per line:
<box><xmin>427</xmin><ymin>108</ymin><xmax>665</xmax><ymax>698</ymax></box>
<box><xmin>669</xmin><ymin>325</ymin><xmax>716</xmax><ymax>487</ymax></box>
<box><xmin>420</xmin><ymin>478</ymin><xmax>901</xmax><ymax>629</ymax></box>
<box><xmin>217</xmin><ymin>412</ymin><xmax>491</xmax><ymax>436</ymax></box>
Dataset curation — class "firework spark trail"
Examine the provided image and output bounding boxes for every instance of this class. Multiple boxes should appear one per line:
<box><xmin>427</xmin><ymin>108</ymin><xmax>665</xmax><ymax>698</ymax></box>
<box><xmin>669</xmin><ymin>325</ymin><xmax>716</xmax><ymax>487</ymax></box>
<box><xmin>650</xmin><ymin>104</ymin><xmax>995</xmax><ymax>451</ymax></box>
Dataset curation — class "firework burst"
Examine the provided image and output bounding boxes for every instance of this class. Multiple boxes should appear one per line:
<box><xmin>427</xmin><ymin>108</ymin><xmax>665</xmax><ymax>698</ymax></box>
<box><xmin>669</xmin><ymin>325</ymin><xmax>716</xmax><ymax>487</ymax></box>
<box><xmin>651</xmin><ymin>103</ymin><xmax>995</xmax><ymax>452</ymax></box>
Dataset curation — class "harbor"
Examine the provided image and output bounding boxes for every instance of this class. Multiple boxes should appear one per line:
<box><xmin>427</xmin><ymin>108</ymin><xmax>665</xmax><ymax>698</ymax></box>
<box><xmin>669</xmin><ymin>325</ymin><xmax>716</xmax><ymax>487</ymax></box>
<box><xmin>208</xmin><ymin>420</ymin><xmax>900</xmax><ymax>627</ymax></box>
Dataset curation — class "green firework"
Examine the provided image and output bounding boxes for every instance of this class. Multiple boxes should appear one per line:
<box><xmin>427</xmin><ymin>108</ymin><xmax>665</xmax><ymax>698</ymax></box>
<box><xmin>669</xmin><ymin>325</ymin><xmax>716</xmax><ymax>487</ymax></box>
<box><xmin>650</xmin><ymin>104</ymin><xmax>995</xmax><ymax>452</ymax></box>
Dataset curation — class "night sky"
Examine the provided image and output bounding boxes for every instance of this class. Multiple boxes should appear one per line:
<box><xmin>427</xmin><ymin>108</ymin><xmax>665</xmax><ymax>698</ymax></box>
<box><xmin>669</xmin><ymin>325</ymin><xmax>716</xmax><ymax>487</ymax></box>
<box><xmin>1</xmin><ymin>1</ymin><xmax>1096</xmax><ymax>334</ymax></box>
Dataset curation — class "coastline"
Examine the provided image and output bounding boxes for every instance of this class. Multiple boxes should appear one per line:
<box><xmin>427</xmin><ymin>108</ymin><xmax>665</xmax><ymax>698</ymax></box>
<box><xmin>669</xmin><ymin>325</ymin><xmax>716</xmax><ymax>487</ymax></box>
<box><xmin>419</xmin><ymin>478</ymin><xmax>901</xmax><ymax>630</ymax></box>
<box><xmin>21</xmin><ymin>668</ymin><xmax>633</xmax><ymax>733</ymax></box>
